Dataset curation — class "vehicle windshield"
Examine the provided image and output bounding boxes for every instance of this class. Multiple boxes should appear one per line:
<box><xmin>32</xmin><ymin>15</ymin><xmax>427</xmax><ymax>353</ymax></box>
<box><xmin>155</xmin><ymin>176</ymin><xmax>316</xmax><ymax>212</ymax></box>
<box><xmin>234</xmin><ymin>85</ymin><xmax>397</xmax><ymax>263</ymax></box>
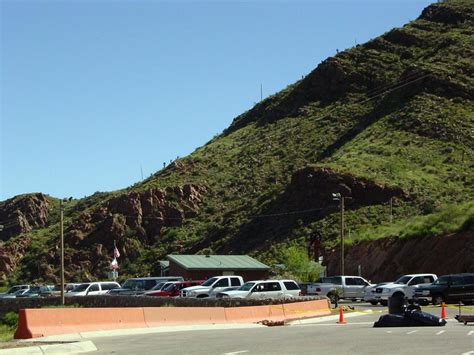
<box><xmin>201</xmin><ymin>277</ymin><xmax>218</xmax><ymax>287</ymax></box>
<box><xmin>26</xmin><ymin>286</ymin><xmax>41</xmax><ymax>293</ymax></box>
<box><xmin>238</xmin><ymin>282</ymin><xmax>255</xmax><ymax>291</ymax></box>
<box><xmin>434</xmin><ymin>276</ymin><xmax>450</xmax><ymax>285</ymax></box>
<box><xmin>72</xmin><ymin>284</ymin><xmax>90</xmax><ymax>292</ymax></box>
<box><xmin>150</xmin><ymin>282</ymin><xmax>166</xmax><ymax>291</ymax></box>
<box><xmin>7</xmin><ymin>286</ymin><xmax>23</xmax><ymax>294</ymax></box>
<box><xmin>163</xmin><ymin>283</ymin><xmax>177</xmax><ymax>291</ymax></box>
<box><xmin>394</xmin><ymin>276</ymin><xmax>411</xmax><ymax>285</ymax></box>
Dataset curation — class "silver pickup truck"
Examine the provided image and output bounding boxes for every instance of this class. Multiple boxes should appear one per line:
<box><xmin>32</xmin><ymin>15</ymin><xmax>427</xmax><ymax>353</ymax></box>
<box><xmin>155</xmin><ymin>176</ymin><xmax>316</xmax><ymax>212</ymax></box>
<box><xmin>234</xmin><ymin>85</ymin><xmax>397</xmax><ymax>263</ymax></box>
<box><xmin>307</xmin><ymin>276</ymin><xmax>372</xmax><ymax>303</ymax></box>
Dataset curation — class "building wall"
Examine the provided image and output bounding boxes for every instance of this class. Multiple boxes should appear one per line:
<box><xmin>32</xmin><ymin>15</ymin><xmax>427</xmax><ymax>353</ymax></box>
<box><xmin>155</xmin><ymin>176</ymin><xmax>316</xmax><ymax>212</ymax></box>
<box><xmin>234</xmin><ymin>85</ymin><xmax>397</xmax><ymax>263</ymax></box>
<box><xmin>169</xmin><ymin>263</ymin><xmax>269</xmax><ymax>281</ymax></box>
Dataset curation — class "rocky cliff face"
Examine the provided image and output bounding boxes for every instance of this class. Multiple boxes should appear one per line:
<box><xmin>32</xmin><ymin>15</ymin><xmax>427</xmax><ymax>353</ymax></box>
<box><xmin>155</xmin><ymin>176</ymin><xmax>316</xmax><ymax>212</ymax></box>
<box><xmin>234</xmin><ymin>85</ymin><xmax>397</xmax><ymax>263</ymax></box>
<box><xmin>283</xmin><ymin>167</ymin><xmax>407</xmax><ymax>211</ymax></box>
<box><xmin>224</xmin><ymin>166</ymin><xmax>408</xmax><ymax>252</ymax></box>
<box><xmin>0</xmin><ymin>193</ymin><xmax>53</xmax><ymax>280</ymax></box>
<box><xmin>0</xmin><ymin>193</ymin><xmax>52</xmax><ymax>241</ymax></box>
<box><xmin>0</xmin><ymin>236</ymin><xmax>30</xmax><ymax>279</ymax></box>
<box><xmin>51</xmin><ymin>184</ymin><xmax>206</xmax><ymax>281</ymax></box>
<box><xmin>325</xmin><ymin>229</ymin><xmax>474</xmax><ymax>282</ymax></box>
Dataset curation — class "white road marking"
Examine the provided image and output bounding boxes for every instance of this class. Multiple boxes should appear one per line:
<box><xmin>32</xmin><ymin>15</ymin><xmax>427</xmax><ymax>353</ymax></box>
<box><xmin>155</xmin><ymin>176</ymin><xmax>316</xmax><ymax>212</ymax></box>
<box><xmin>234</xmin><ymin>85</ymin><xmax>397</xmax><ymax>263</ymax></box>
<box><xmin>407</xmin><ymin>330</ymin><xmax>418</xmax><ymax>335</ymax></box>
<box><xmin>436</xmin><ymin>330</ymin><xmax>445</xmax><ymax>335</ymax></box>
<box><xmin>461</xmin><ymin>351</ymin><xmax>474</xmax><ymax>355</ymax></box>
<box><xmin>468</xmin><ymin>330</ymin><xmax>474</xmax><ymax>336</ymax></box>
<box><xmin>223</xmin><ymin>351</ymin><xmax>249</xmax><ymax>355</ymax></box>
<box><xmin>386</xmin><ymin>331</ymin><xmax>392</xmax><ymax>334</ymax></box>
<box><xmin>293</xmin><ymin>322</ymin><xmax>375</xmax><ymax>327</ymax></box>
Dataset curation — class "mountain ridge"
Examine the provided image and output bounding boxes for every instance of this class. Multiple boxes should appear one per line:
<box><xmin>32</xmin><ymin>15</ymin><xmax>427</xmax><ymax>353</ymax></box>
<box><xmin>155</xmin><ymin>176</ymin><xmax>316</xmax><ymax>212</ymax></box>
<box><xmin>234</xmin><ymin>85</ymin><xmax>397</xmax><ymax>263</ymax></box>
<box><xmin>0</xmin><ymin>0</ymin><xmax>473</xmax><ymax>283</ymax></box>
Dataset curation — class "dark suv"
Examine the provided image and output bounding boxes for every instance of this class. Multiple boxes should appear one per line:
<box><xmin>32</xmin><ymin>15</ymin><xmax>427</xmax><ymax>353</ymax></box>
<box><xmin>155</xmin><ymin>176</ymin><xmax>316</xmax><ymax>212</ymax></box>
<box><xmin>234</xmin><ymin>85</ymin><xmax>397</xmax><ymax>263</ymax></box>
<box><xmin>414</xmin><ymin>273</ymin><xmax>474</xmax><ymax>305</ymax></box>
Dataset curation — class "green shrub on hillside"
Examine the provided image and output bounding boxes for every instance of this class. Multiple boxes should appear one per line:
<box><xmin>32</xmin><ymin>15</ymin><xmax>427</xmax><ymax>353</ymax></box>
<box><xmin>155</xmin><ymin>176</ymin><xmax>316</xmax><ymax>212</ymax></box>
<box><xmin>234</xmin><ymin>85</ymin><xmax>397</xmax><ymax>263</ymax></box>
<box><xmin>350</xmin><ymin>201</ymin><xmax>474</xmax><ymax>244</ymax></box>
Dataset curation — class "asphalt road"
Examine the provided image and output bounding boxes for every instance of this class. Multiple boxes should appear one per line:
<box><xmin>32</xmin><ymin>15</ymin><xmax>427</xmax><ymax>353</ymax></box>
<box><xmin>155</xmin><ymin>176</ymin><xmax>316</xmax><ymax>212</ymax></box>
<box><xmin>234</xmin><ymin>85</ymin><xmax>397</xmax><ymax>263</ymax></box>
<box><xmin>90</xmin><ymin>303</ymin><xmax>474</xmax><ymax>355</ymax></box>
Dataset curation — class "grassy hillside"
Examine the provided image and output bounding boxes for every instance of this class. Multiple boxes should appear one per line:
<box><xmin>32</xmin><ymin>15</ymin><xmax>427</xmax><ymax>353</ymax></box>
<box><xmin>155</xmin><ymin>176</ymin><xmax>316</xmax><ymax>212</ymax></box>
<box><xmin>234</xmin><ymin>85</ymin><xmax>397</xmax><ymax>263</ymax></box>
<box><xmin>1</xmin><ymin>0</ymin><xmax>473</xmax><ymax>283</ymax></box>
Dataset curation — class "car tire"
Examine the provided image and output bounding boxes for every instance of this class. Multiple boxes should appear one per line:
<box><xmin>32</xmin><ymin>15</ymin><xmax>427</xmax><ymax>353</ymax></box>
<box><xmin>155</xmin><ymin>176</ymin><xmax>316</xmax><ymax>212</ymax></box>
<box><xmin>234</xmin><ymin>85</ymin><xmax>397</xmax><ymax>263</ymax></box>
<box><xmin>197</xmin><ymin>294</ymin><xmax>208</xmax><ymax>298</ymax></box>
<box><xmin>380</xmin><ymin>300</ymin><xmax>388</xmax><ymax>306</ymax></box>
<box><xmin>369</xmin><ymin>301</ymin><xmax>378</xmax><ymax>305</ymax></box>
<box><xmin>432</xmin><ymin>294</ymin><xmax>444</xmax><ymax>305</ymax></box>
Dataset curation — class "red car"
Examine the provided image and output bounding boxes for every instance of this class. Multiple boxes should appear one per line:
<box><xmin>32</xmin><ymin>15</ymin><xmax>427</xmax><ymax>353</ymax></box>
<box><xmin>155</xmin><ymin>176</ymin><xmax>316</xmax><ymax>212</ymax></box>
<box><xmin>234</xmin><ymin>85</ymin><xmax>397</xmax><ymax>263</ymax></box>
<box><xmin>146</xmin><ymin>280</ymin><xmax>204</xmax><ymax>297</ymax></box>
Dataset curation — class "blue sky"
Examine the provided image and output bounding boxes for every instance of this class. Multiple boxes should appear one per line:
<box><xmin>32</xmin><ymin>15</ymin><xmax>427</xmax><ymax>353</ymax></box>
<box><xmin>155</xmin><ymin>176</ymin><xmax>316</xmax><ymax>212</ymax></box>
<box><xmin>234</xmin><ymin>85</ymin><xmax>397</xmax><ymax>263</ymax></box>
<box><xmin>1</xmin><ymin>0</ymin><xmax>433</xmax><ymax>200</ymax></box>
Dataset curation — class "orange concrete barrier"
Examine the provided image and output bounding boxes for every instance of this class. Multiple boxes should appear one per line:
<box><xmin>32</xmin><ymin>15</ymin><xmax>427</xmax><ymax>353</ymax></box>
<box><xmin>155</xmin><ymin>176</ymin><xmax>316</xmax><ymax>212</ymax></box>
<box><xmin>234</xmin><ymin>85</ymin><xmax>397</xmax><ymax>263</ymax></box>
<box><xmin>15</xmin><ymin>308</ymin><xmax>146</xmax><ymax>339</ymax></box>
<box><xmin>15</xmin><ymin>300</ymin><xmax>331</xmax><ymax>339</ymax></box>
<box><xmin>225</xmin><ymin>303</ymin><xmax>290</xmax><ymax>323</ymax></box>
<box><xmin>144</xmin><ymin>307</ymin><xmax>227</xmax><ymax>327</ymax></box>
<box><xmin>282</xmin><ymin>299</ymin><xmax>332</xmax><ymax>320</ymax></box>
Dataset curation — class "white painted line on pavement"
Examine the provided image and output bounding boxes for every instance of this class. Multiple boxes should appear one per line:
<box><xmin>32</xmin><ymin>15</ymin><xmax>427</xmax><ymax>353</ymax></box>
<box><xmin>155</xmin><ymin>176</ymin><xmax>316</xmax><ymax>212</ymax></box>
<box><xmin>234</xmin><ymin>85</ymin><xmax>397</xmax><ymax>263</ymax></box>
<box><xmin>292</xmin><ymin>321</ymin><xmax>374</xmax><ymax>327</ymax></box>
<box><xmin>468</xmin><ymin>331</ymin><xmax>474</xmax><ymax>336</ymax></box>
<box><xmin>223</xmin><ymin>351</ymin><xmax>249</xmax><ymax>355</ymax></box>
<box><xmin>436</xmin><ymin>330</ymin><xmax>445</xmax><ymax>336</ymax></box>
<box><xmin>386</xmin><ymin>331</ymin><xmax>392</xmax><ymax>334</ymax></box>
<box><xmin>407</xmin><ymin>330</ymin><xmax>418</xmax><ymax>335</ymax></box>
<box><xmin>461</xmin><ymin>351</ymin><xmax>474</xmax><ymax>355</ymax></box>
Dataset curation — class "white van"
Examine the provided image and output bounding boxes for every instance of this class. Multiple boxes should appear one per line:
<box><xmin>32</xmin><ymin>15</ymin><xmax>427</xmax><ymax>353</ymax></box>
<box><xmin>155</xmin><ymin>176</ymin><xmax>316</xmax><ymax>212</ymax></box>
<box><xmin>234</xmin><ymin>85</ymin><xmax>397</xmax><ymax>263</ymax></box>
<box><xmin>65</xmin><ymin>282</ymin><xmax>120</xmax><ymax>296</ymax></box>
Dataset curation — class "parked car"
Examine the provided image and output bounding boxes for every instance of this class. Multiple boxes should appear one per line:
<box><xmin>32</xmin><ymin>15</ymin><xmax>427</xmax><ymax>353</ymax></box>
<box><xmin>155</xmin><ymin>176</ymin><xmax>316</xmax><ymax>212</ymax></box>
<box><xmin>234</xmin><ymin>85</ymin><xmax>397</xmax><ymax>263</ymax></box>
<box><xmin>308</xmin><ymin>276</ymin><xmax>372</xmax><ymax>303</ymax></box>
<box><xmin>0</xmin><ymin>285</ymin><xmax>30</xmax><ymax>298</ymax></box>
<box><xmin>374</xmin><ymin>274</ymin><xmax>437</xmax><ymax>306</ymax></box>
<box><xmin>39</xmin><ymin>283</ymin><xmax>81</xmax><ymax>297</ymax></box>
<box><xmin>181</xmin><ymin>276</ymin><xmax>244</xmax><ymax>298</ymax></box>
<box><xmin>1</xmin><ymin>288</ymin><xmax>30</xmax><ymax>299</ymax></box>
<box><xmin>16</xmin><ymin>285</ymin><xmax>54</xmax><ymax>298</ymax></box>
<box><xmin>146</xmin><ymin>280</ymin><xmax>204</xmax><ymax>297</ymax></box>
<box><xmin>216</xmin><ymin>280</ymin><xmax>302</xmax><ymax>299</ymax></box>
<box><xmin>363</xmin><ymin>282</ymin><xmax>390</xmax><ymax>305</ymax></box>
<box><xmin>414</xmin><ymin>273</ymin><xmax>474</xmax><ymax>305</ymax></box>
<box><xmin>66</xmin><ymin>282</ymin><xmax>120</xmax><ymax>296</ymax></box>
<box><xmin>108</xmin><ymin>277</ymin><xmax>184</xmax><ymax>296</ymax></box>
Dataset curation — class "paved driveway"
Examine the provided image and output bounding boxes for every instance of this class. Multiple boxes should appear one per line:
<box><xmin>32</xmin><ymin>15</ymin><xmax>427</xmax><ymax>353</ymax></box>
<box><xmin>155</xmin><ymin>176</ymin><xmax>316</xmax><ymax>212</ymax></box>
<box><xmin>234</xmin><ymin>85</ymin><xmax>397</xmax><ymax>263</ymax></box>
<box><xmin>89</xmin><ymin>303</ymin><xmax>473</xmax><ymax>354</ymax></box>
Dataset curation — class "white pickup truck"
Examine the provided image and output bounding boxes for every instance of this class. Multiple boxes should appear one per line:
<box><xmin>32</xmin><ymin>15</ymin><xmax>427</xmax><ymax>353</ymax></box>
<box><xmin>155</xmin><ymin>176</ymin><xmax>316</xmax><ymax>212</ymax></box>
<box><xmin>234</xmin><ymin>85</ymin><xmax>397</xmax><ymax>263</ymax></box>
<box><xmin>308</xmin><ymin>276</ymin><xmax>372</xmax><ymax>304</ymax></box>
<box><xmin>373</xmin><ymin>273</ymin><xmax>437</xmax><ymax>306</ymax></box>
<box><xmin>181</xmin><ymin>275</ymin><xmax>244</xmax><ymax>298</ymax></box>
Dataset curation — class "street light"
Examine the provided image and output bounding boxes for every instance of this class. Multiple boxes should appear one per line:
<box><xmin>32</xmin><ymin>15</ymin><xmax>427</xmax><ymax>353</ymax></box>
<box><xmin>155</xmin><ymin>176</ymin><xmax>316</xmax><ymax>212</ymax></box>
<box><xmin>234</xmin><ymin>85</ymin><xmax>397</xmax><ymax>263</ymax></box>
<box><xmin>332</xmin><ymin>193</ymin><xmax>347</xmax><ymax>276</ymax></box>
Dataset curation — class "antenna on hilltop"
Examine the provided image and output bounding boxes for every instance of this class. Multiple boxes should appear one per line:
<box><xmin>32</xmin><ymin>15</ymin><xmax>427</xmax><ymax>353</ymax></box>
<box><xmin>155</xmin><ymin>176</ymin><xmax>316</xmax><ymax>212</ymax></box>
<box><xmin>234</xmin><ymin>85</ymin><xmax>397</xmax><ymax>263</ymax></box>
<box><xmin>140</xmin><ymin>165</ymin><xmax>144</xmax><ymax>181</ymax></box>
<box><xmin>260</xmin><ymin>84</ymin><xmax>263</xmax><ymax>102</ymax></box>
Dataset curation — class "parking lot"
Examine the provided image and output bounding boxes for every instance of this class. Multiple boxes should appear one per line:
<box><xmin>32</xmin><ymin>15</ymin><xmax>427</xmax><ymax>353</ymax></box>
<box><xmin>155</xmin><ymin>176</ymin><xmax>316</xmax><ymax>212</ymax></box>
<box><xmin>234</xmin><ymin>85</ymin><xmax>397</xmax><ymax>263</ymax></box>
<box><xmin>89</xmin><ymin>302</ymin><xmax>474</xmax><ymax>355</ymax></box>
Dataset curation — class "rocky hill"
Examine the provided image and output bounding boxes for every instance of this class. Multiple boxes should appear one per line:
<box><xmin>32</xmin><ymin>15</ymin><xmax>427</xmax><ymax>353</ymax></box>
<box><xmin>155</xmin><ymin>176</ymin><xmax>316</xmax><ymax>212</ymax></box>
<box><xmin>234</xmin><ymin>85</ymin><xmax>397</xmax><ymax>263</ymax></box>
<box><xmin>1</xmin><ymin>0</ymin><xmax>473</xmax><ymax>283</ymax></box>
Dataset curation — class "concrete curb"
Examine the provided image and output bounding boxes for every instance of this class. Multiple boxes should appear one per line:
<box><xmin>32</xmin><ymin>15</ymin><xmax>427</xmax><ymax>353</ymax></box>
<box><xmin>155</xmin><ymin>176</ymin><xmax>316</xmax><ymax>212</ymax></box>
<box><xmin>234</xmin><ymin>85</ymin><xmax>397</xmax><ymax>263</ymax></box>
<box><xmin>0</xmin><ymin>340</ymin><xmax>96</xmax><ymax>354</ymax></box>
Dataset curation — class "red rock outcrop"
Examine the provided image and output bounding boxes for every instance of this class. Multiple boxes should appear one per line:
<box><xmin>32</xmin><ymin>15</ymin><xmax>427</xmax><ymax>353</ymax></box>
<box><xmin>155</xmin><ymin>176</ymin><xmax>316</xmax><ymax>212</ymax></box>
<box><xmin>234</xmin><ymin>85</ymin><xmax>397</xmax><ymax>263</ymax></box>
<box><xmin>0</xmin><ymin>236</ymin><xmax>30</xmax><ymax>279</ymax></box>
<box><xmin>0</xmin><ymin>193</ymin><xmax>52</xmax><ymax>240</ymax></box>
<box><xmin>64</xmin><ymin>184</ymin><xmax>207</xmax><ymax>266</ymax></box>
<box><xmin>325</xmin><ymin>229</ymin><xmax>474</xmax><ymax>282</ymax></box>
<box><xmin>283</xmin><ymin>166</ymin><xmax>407</xmax><ymax>211</ymax></box>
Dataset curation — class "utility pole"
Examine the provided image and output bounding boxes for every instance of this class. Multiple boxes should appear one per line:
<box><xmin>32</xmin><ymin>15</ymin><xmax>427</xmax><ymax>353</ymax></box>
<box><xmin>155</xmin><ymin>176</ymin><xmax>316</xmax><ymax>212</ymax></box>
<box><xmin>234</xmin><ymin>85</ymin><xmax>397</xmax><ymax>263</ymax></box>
<box><xmin>260</xmin><ymin>84</ymin><xmax>263</xmax><ymax>102</ymax></box>
<box><xmin>60</xmin><ymin>200</ymin><xmax>65</xmax><ymax>306</ymax></box>
<box><xmin>340</xmin><ymin>196</ymin><xmax>345</xmax><ymax>276</ymax></box>
<box><xmin>332</xmin><ymin>193</ymin><xmax>349</xmax><ymax>275</ymax></box>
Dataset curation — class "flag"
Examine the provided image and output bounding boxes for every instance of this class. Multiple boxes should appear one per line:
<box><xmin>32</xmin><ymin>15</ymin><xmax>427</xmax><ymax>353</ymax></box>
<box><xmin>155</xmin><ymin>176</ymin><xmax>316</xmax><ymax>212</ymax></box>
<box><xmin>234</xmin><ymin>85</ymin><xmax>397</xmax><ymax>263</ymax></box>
<box><xmin>114</xmin><ymin>246</ymin><xmax>120</xmax><ymax>258</ymax></box>
<box><xmin>110</xmin><ymin>257</ymin><xmax>119</xmax><ymax>270</ymax></box>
